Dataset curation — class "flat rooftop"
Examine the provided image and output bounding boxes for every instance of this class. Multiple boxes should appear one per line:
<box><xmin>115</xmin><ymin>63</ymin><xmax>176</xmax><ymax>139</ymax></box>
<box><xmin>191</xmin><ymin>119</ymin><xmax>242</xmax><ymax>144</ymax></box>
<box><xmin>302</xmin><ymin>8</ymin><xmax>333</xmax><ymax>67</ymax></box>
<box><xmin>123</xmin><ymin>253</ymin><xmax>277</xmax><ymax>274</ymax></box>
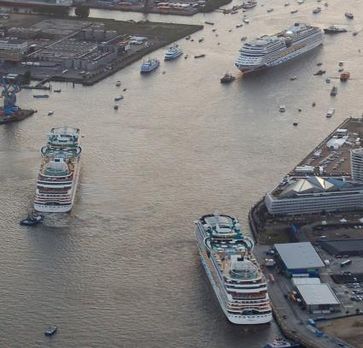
<box><xmin>290</xmin><ymin>118</ymin><xmax>363</xmax><ymax>178</ymax></box>
<box><xmin>296</xmin><ymin>284</ymin><xmax>340</xmax><ymax>305</ymax></box>
<box><xmin>292</xmin><ymin>277</ymin><xmax>321</xmax><ymax>286</ymax></box>
<box><xmin>320</xmin><ymin>239</ymin><xmax>363</xmax><ymax>255</ymax></box>
<box><xmin>275</xmin><ymin>242</ymin><xmax>325</xmax><ymax>269</ymax></box>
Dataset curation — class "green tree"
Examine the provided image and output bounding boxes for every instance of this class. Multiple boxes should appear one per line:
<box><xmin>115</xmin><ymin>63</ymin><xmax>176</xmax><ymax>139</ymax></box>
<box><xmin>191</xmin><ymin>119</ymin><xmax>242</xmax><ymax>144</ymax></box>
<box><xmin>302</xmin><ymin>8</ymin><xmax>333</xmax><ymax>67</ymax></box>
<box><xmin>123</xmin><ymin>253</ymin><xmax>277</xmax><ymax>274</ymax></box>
<box><xmin>75</xmin><ymin>5</ymin><xmax>90</xmax><ymax>18</ymax></box>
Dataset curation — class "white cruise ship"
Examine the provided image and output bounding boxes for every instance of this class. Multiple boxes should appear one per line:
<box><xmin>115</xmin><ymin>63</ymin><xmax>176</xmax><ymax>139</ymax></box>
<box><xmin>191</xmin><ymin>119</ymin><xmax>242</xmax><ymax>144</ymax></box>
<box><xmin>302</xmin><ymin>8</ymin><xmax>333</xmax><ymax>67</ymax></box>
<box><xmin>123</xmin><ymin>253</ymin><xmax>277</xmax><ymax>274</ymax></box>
<box><xmin>195</xmin><ymin>213</ymin><xmax>272</xmax><ymax>324</ymax></box>
<box><xmin>235</xmin><ymin>23</ymin><xmax>323</xmax><ymax>73</ymax></box>
<box><xmin>34</xmin><ymin>127</ymin><xmax>81</xmax><ymax>213</ymax></box>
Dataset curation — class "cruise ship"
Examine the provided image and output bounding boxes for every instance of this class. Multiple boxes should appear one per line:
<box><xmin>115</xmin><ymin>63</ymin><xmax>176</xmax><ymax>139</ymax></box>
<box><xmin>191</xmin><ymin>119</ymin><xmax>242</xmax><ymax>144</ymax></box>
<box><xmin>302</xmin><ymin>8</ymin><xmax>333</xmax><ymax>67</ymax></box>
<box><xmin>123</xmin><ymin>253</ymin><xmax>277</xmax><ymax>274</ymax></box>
<box><xmin>235</xmin><ymin>23</ymin><xmax>323</xmax><ymax>73</ymax></box>
<box><xmin>195</xmin><ymin>213</ymin><xmax>272</xmax><ymax>324</ymax></box>
<box><xmin>34</xmin><ymin>127</ymin><xmax>81</xmax><ymax>213</ymax></box>
<box><xmin>164</xmin><ymin>44</ymin><xmax>183</xmax><ymax>60</ymax></box>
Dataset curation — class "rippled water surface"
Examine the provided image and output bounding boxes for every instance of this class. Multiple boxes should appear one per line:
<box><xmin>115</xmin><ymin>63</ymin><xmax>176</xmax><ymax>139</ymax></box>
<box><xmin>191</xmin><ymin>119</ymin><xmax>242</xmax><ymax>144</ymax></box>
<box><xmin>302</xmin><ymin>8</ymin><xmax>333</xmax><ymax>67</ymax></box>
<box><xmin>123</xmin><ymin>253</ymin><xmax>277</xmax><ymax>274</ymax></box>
<box><xmin>1</xmin><ymin>0</ymin><xmax>363</xmax><ymax>346</ymax></box>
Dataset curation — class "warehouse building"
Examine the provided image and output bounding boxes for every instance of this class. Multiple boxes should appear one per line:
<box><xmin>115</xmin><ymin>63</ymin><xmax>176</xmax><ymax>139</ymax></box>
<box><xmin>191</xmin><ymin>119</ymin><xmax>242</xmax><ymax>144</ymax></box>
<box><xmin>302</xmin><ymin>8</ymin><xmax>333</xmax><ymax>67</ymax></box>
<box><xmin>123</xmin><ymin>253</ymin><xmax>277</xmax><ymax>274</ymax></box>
<box><xmin>296</xmin><ymin>284</ymin><xmax>341</xmax><ymax>313</ymax></box>
<box><xmin>274</xmin><ymin>242</ymin><xmax>325</xmax><ymax>277</ymax></box>
<box><xmin>320</xmin><ymin>239</ymin><xmax>363</xmax><ymax>257</ymax></box>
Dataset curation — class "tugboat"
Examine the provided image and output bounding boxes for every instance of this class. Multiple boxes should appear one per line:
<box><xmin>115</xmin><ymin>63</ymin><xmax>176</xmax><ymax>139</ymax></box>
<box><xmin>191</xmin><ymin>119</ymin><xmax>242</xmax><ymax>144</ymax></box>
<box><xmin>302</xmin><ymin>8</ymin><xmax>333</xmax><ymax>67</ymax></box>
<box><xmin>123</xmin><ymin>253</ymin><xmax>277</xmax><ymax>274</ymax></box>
<box><xmin>44</xmin><ymin>326</ymin><xmax>57</xmax><ymax>336</ymax></box>
<box><xmin>20</xmin><ymin>213</ymin><xmax>44</xmax><ymax>226</ymax></box>
<box><xmin>263</xmin><ymin>337</ymin><xmax>300</xmax><ymax>348</ymax></box>
<box><xmin>220</xmin><ymin>72</ymin><xmax>236</xmax><ymax>83</ymax></box>
<box><xmin>323</xmin><ymin>25</ymin><xmax>347</xmax><ymax>34</ymax></box>
<box><xmin>330</xmin><ymin>86</ymin><xmax>338</xmax><ymax>96</ymax></box>
<box><xmin>345</xmin><ymin>12</ymin><xmax>354</xmax><ymax>19</ymax></box>
<box><xmin>140</xmin><ymin>58</ymin><xmax>160</xmax><ymax>74</ymax></box>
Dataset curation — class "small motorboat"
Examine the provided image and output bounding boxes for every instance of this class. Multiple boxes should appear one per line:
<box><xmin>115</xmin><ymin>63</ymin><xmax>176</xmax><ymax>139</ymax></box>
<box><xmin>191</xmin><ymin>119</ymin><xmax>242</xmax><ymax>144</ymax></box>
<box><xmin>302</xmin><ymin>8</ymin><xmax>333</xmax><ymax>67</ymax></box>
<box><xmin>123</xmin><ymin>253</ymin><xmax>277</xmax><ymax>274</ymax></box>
<box><xmin>338</xmin><ymin>61</ymin><xmax>344</xmax><ymax>67</ymax></box>
<box><xmin>345</xmin><ymin>12</ymin><xmax>354</xmax><ymax>19</ymax></box>
<box><xmin>204</xmin><ymin>21</ymin><xmax>214</xmax><ymax>25</ymax></box>
<box><xmin>122</xmin><ymin>88</ymin><xmax>127</xmax><ymax>92</ymax></box>
<box><xmin>114</xmin><ymin>105</ymin><xmax>118</xmax><ymax>110</ymax></box>
<box><xmin>325</xmin><ymin>78</ymin><xmax>331</xmax><ymax>83</ymax></box>
<box><xmin>284</xmin><ymin>2</ymin><xmax>290</xmax><ymax>6</ymax></box>
<box><xmin>290</xmin><ymin>9</ymin><xmax>298</xmax><ymax>14</ymax></box>
<box><xmin>53</xmin><ymin>89</ymin><xmax>61</xmax><ymax>93</ymax></box>
<box><xmin>185</xmin><ymin>35</ymin><xmax>191</xmax><ymax>40</ymax></box>
<box><xmin>44</xmin><ymin>326</ymin><xmax>57</xmax><ymax>337</ymax></box>
<box><xmin>263</xmin><ymin>337</ymin><xmax>300</xmax><ymax>348</ymax></box>
<box><xmin>236</xmin><ymin>24</ymin><xmax>243</xmax><ymax>28</ymax></box>
<box><xmin>317</xmin><ymin>62</ymin><xmax>323</xmax><ymax>66</ymax></box>
<box><xmin>220</xmin><ymin>73</ymin><xmax>236</xmax><ymax>84</ymax></box>
<box><xmin>326</xmin><ymin>108</ymin><xmax>335</xmax><ymax>118</ymax></box>
<box><xmin>47</xmin><ymin>111</ymin><xmax>54</xmax><ymax>116</ymax></box>
<box><xmin>279</xmin><ymin>105</ymin><xmax>286</xmax><ymax>113</ymax></box>
<box><xmin>312</xmin><ymin>7</ymin><xmax>321</xmax><ymax>14</ymax></box>
<box><xmin>20</xmin><ymin>214</ymin><xmax>44</xmax><ymax>226</ymax></box>
<box><xmin>267</xmin><ymin>8</ymin><xmax>274</xmax><ymax>13</ymax></box>
<box><xmin>293</xmin><ymin>122</ymin><xmax>298</xmax><ymax>126</ymax></box>
<box><xmin>194</xmin><ymin>54</ymin><xmax>206</xmax><ymax>59</ymax></box>
<box><xmin>353</xmin><ymin>31</ymin><xmax>359</xmax><ymax>36</ymax></box>
<box><xmin>114</xmin><ymin>95</ymin><xmax>124</xmax><ymax>101</ymax></box>
<box><xmin>243</xmin><ymin>17</ymin><xmax>250</xmax><ymax>24</ymax></box>
<box><xmin>313</xmin><ymin>69</ymin><xmax>326</xmax><ymax>76</ymax></box>
<box><xmin>312</xmin><ymin>102</ymin><xmax>316</xmax><ymax>107</ymax></box>
<box><xmin>290</xmin><ymin>76</ymin><xmax>297</xmax><ymax>81</ymax></box>
<box><xmin>330</xmin><ymin>86</ymin><xmax>338</xmax><ymax>96</ymax></box>
<box><xmin>115</xmin><ymin>81</ymin><xmax>121</xmax><ymax>87</ymax></box>
<box><xmin>241</xmin><ymin>36</ymin><xmax>248</xmax><ymax>41</ymax></box>
<box><xmin>241</xmin><ymin>0</ymin><xmax>257</xmax><ymax>9</ymax></box>
<box><xmin>340</xmin><ymin>71</ymin><xmax>350</xmax><ymax>81</ymax></box>
<box><xmin>198</xmin><ymin>37</ymin><xmax>204</xmax><ymax>43</ymax></box>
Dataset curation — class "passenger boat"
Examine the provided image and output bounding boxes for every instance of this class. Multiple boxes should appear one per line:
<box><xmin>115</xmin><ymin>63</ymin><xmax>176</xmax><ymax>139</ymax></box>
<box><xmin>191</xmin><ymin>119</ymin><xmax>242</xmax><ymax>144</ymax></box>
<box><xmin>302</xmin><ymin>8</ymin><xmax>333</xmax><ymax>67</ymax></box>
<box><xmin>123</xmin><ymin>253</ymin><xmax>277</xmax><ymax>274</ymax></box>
<box><xmin>241</xmin><ymin>0</ymin><xmax>257</xmax><ymax>9</ymax></box>
<box><xmin>164</xmin><ymin>44</ymin><xmax>183</xmax><ymax>61</ymax></box>
<box><xmin>195</xmin><ymin>213</ymin><xmax>272</xmax><ymax>324</ymax></box>
<box><xmin>323</xmin><ymin>25</ymin><xmax>347</xmax><ymax>34</ymax></box>
<box><xmin>263</xmin><ymin>337</ymin><xmax>300</xmax><ymax>348</ymax></box>
<box><xmin>345</xmin><ymin>12</ymin><xmax>354</xmax><ymax>19</ymax></box>
<box><xmin>220</xmin><ymin>73</ymin><xmax>236</xmax><ymax>84</ymax></box>
<box><xmin>235</xmin><ymin>23</ymin><xmax>323</xmax><ymax>73</ymax></box>
<box><xmin>34</xmin><ymin>127</ymin><xmax>81</xmax><ymax>213</ymax></box>
<box><xmin>330</xmin><ymin>86</ymin><xmax>337</xmax><ymax>96</ymax></box>
<box><xmin>44</xmin><ymin>326</ymin><xmax>57</xmax><ymax>336</ymax></box>
<box><xmin>140</xmin><ymin>58</ymin><xmax>160</xmax><ymax>74</ymax></box>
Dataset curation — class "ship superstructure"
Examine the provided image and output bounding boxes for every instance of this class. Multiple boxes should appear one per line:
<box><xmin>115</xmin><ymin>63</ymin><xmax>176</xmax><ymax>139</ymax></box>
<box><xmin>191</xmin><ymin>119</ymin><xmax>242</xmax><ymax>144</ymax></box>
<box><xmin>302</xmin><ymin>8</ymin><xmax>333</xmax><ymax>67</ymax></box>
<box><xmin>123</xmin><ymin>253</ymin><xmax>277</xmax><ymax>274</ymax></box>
<box><xmin>195</xmin><ymin>213</ymin><xmax>272</xmax><ymax>324</ymax></box>
<box><xmin>235</xmin><ymin>23</ymin><xmax>323</xmax><ymax>73</ymax></box>
<box><xmin>34</xmin><ymin>127</ymin><xmax>81</xmax><ymax>213</ymax></box>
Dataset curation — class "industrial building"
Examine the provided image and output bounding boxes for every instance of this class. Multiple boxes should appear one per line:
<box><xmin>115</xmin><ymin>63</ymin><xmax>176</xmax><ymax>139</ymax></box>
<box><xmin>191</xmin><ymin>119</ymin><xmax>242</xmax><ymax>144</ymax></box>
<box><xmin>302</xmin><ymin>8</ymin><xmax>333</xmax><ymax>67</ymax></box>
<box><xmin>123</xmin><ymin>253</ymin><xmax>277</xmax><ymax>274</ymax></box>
<box><xmin>265</xmin><ymin>176</ymin><xmax>363</xmax><ymax>215</ymax></box>
<box><xmin>320</xmin><ymin>239</ymin><xmax>363</xmax><ymax>257</ymax></box>
<box><xmin>295</xmin><ymin>283</ymin><xmax>341</xmax><ymax>313</ymax></box>
<box><xmin>274</xmin><ymin>242</ymin><xmax>325</xmax><ymax>277</ymax></box>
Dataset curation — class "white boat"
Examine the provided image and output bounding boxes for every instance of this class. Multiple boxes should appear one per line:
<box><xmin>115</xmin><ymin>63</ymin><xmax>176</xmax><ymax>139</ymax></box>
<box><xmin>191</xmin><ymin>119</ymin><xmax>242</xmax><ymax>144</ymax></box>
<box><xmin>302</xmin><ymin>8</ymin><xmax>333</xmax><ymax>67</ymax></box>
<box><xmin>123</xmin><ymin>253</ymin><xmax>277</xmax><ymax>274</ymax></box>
<box><xmin>235</xmin><ymin>23</ymin><xmax>323</xmax><ymax>73</ymax></box>
<box><xmin>114</xmin><ymin>95</ymin><xmax>124</xmax><ymax>101</ymax></box>
<box><xmin>195</xmin><ymin>213</ymin><xmax>272</xmax><ymax>325</ymax></box>
<box><xmin>164</xmin><ymin>44</ymin><xmax>183</xmax><ymax>61</ymax></box>
<box><xmin>326</xmin><ymin>108</ymin><xmax>335</xmax><ymax>118</ymax></box>
<box><xmin>34</xmin><ymin>127</ymin><xmax>81</xmax><ymax>213</ymax></box>
<box><xmin>140</xmin><ymin>58</ymin><xmax>160</xmax><ymax>73</ymax></box>
<box><xmin>47</xmin><ymin>111</ymin><xmax>54</xmax><ymax>116</ymax></box>
<box><xmin>279</xmin><ymin>105</ymin><xmax>286</xmax><ymax>112</ymax></box>
<box><xmin>241</xmin><ymin>0</ymin><xmax>257</xmax><ymax>9</ymax></box>
<box><xmin>243</xmin><ymin>17</ymin><xmax>250</xmax><ymax>24</ymax></box>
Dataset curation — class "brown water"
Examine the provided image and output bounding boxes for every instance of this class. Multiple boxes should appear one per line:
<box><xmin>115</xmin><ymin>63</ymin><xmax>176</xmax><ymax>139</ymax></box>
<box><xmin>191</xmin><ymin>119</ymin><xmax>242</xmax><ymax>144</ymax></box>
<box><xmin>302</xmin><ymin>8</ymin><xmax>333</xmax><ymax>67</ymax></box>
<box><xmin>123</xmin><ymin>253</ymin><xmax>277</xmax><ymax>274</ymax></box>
<box><xmin>1</xmin><ymin>0</ymin><xmax>363</xmax><ymax>346</ymax></box>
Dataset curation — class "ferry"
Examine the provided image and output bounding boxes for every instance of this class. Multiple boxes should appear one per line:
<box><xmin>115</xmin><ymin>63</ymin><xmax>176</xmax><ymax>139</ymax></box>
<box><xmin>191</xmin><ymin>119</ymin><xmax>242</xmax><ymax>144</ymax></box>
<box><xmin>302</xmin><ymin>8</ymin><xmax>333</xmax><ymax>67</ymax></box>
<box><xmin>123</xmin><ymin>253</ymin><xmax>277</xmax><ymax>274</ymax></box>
<box><xmin>164</xmin><ymin>45</ymin><xmax>183</xmax><ymax>61</ymax></box>
<box><xmin>140</xmin><ymin>58</ymin><xmax>160</xmax><ymax>73</ymax></box>
<box><xmin>195</xmin><ymin>213</ymin><xmax>272</xmax><ymax>324</ymax></box>
<box><xmin>34</xmin><ymin>127</ymin><xmax>81</xmax><ymax>213</ymax></box>
<box><xmin>235</xmin><ymin>23</ymin><xmax>323</xmax><ymax>73</ymax></box>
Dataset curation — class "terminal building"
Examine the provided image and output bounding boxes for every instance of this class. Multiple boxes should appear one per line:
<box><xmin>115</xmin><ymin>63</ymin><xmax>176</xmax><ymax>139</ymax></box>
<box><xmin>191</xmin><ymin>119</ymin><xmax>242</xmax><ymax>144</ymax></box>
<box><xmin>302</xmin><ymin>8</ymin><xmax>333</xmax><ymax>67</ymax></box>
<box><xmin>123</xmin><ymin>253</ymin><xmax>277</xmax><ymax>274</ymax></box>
<box><xmin>265</xmin><ymin>176</ymin><xmax>363</xmax><ymax>215</ymax></box>
<box><xmin>295</xmin><ymin>283</ymin><xmax>341</xmax><ymax>313</ymax></box>
<box><xmin>274</xmin><ymin>242</ymin><xmax>325</xmax><ymax>277</ymax></box>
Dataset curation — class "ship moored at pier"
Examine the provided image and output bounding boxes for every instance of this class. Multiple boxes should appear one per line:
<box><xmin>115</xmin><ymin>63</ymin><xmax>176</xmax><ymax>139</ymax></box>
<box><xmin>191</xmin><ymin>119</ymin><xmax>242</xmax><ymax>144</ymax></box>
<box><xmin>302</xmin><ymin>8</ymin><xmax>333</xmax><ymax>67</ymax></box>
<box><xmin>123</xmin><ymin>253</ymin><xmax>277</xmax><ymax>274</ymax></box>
<box><xmin>195</xmin><ymin>213</ymin><xmax>272</xmax><ymax>324</ymax></box>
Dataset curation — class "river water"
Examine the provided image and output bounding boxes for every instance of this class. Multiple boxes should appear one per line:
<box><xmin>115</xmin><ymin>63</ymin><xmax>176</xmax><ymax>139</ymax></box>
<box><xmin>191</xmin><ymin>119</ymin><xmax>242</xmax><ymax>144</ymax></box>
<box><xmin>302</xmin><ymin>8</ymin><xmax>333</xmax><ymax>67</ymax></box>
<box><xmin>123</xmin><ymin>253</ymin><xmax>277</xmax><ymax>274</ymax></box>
<box><xmin>1</xmin><ymin>0</ymin><xmax>363</xmax><ymax>347</ymax></box>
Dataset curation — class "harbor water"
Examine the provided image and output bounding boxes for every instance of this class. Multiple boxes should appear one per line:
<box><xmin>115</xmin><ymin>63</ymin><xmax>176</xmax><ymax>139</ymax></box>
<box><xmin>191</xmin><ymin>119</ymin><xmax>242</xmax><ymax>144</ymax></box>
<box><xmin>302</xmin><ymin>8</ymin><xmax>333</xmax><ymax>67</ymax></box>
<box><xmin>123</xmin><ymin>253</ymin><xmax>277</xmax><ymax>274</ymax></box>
<box><xmin>1</xmin><ymin>0</ymin><xmax>363</xmax><ymax>346</ymax></box>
